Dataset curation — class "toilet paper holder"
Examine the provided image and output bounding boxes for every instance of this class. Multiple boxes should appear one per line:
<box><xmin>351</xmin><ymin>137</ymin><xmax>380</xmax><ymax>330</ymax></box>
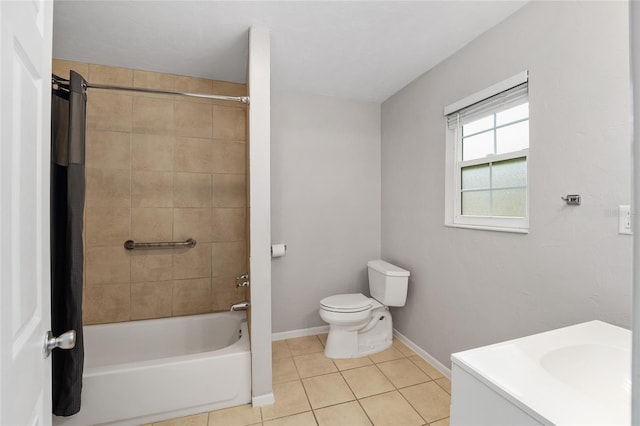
<box><xmin>271</xmin><ymin>243</ymin><xmax>287</xmax><ymax>258</ymax></box>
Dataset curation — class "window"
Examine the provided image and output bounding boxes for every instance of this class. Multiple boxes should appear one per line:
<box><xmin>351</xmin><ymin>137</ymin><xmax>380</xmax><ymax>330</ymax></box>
<box><xmin>444</xmin><ymin>72</ymin><xmax>529</xmax><ymax>233</ymax></box>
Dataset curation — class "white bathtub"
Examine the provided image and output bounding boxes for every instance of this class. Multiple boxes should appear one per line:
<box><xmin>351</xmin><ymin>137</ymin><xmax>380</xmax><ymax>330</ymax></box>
<box><xmin>54</xmin><ymin>311</ymin><xmax>251</xmax><ymax>426</ymax></box>
<box><xmin>451</xmin><ymin>321</ymin><xmax>631</xmax><ymax>425</ymax></box>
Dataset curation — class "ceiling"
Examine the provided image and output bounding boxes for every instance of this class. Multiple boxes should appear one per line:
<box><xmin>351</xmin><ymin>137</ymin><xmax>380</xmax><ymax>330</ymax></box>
<box><xmin>53</xmin><ymin>1</ymin><xmax>527</xmax><ymax>103</ymax></box>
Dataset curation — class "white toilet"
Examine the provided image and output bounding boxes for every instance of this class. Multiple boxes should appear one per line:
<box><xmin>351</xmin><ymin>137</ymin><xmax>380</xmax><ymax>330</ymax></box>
<box><xmin>319</xmin><ymin>259</ymin><xmax>410</xmax><ymax>359</ymax></box>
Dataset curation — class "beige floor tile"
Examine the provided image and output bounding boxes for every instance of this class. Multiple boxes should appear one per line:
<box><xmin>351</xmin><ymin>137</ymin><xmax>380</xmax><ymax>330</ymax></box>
<box><xmin>302</xmin><ymin>372</ymin><xmax>355</xmax><ymax>409</ymax></box>
<box><xmin>261</xmin><ymin>380</ymin><xmax>311</xmax><ymax>421</ymax></box>
<box><xmin>377</xmin><ymin>358</ymin><xmax>430</xmax><ymax>388</ymax></box>
<box><xmin>153</xmin><ymin>413</ymin><xmax>208</xmax><ymax>426</ymax></box>
<box><xmin>430</xmin><ymin>418</ymin><xmax>449</xmax><ymax>426</ymax></box>
<box><xmin>341</xmin><ymin>365</ymin><xmax>395</xmax><ymax>399</ymax></box>
<box><xmin>313</xmin><ymin>401</ymin><xmax>372</xmax><ymax>426</ymax></box>
<box><xmin>286</xmin><ymin>336</ymin><xmax>324</xmax><ymax>356</ymax></box>
<box><xmin>317</xmin><ymin>333</ymin><xmax>328</xmax><ymax>346</ymax></box>
<box><xmin>435</xmin><ymin>377</ymin><xmax>451</xmax><ymax>395</ymax></box>
<box><xmin>333</xmin><ymin>356</ymin><xmax>372</xmax><ymax>371</ymax></box>
<box><xmin>263</xmin><ymin>411</ymin><xmax>316</xmax><ymax>426</ymax></box>
<box><xmin>400</xmin><ymin>382</ymin><xmax>450</xmax><ymax>424</ymax></box>
<box><xmin>369</xmin><ymin>346</ymin><xmax>405</xmax><ymax>363</ymax></box>
<box><xmin>359</xmin><ymin>391</ymin><xmax>423</xmax><ymax>426</ymax></box>
<box><xmin>392</xmin><ymin>338</ymin><xmax>417</xmax><ymax>357</ymax></box>
<box><xmin>293</xmin><ymin>352</ymin><xmax>337</xmax><ymax>378</ymax></box>
<box><xmin>408</xmin><ymin>356</ymin><xmax>444</xmax><ymax>380</ymax></box>
<box><xmin>273</xmin><ymin>356</ymin><xmax>300</xmax><ymax>384</ymax></box>
<box><xmin>208</xmin><ymin>403</ymin><xmax>262</xmax><ymax>426</ymax></box>
<box><xmin>272</xmin><ymin>340</ymin><xmax>292</xmax><ymax>360</ymax></box>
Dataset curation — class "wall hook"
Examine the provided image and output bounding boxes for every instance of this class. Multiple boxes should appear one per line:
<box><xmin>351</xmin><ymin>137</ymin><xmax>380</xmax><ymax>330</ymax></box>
<box><xmin>561</xmin><ymin>195</ymin><xmax>581</xmax><ymax>205</ymax></box>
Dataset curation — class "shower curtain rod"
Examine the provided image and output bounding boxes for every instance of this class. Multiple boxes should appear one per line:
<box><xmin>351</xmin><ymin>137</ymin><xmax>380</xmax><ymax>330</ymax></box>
<box><xmin>52</xmin><ymin>76</ymin><xmax>250</xmax><ymax>104</ymax></box>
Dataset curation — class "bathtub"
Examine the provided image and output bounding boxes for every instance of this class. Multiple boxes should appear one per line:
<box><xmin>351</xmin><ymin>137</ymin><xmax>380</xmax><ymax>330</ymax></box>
<box><xmin>450</xmin><ymin>321</ymin><xmax>630</xmax><ymax>425</ymax></box>
<box><xmin>54</xmin><ymin>311</ymin><xmax>251</xmax><ymax>426</ymax></box>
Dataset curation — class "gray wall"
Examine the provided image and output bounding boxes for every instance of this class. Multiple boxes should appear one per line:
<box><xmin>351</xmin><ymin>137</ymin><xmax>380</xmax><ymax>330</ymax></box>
<box><xmin>271</xmin><ymin>91</ymin><xmax>381</xmax><ymax>332</ymax></box>
<box><xmin>381</xmin><ymin>1</ymin><xmax>632</xmax><ymax>367</ymax></box>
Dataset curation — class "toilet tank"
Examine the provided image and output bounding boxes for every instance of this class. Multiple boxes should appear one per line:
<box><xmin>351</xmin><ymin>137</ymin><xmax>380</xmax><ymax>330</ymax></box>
<box><xmin>367</xmin><ymin>260</ymin><xmax>410</xmax><ymax>307</ymax></box>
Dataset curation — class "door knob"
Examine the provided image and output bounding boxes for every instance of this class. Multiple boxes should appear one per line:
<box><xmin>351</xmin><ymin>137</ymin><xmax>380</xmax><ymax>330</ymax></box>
<box><xmin>43</xmin><ymin>330</ymin><xmax>76</xmax><ymax>358</ymax></box>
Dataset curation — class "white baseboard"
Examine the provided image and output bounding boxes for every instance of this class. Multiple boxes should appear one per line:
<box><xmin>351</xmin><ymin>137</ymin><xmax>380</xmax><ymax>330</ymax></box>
<box><xmin>252</xmin><ymin>392</ymin><xmax>275</xmax><ymax>407</ymax></box>
<box><xmin>272</xmin><ymin>325</ymin><xmax>329</xmax><ymax>341</ymax></box>
<box><xmin>393</xmin><ymin>329</ymin><xmax>451</xmax><ymax>379</ymax></box>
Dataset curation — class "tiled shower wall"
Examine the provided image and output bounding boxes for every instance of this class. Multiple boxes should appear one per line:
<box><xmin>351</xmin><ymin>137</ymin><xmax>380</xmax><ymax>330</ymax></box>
<box><xmin>53</xmin><ymin>60</ymin><xmax>248</xmax><ymax>325</ymax></box>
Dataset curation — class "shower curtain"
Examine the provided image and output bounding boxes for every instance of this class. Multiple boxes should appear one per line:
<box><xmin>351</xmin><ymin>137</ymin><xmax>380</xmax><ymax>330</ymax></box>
<box><xmin>50</xmin><ymin>70</ymin><xmax>87</xmax><ymax>416</ymax></box>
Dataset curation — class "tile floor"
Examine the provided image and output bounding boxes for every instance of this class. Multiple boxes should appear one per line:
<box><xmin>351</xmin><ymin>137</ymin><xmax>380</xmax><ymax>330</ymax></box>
<box><xmin>147</xmin><ymin>334</ymin><xmax>451</xmax><ymax>426</ymax></box>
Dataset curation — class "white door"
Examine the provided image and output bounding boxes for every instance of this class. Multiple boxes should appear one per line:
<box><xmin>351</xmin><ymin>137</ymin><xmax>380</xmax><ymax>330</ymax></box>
<box><xmin>0</xmin><ymin>1</ymin><xmax>54</xmax><ymax>425</ymax></box>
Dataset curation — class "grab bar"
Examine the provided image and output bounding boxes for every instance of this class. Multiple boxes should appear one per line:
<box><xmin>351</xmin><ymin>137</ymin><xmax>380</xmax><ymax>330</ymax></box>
<box><xmin>123</xmin><ymin>238</ymin><xmax>196</xmax><ymax>250</ymax></box>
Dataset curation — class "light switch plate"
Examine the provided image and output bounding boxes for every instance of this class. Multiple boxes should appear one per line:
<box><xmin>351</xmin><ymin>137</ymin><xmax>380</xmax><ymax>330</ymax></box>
<box><xmin>619</xmin><ymin>205</ymin><xmax>632</xmax><ymax>235</ymax></box>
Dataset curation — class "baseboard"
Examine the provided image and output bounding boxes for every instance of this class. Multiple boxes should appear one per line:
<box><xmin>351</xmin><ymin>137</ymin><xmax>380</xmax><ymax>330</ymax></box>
<box><xmin>393</xmin><ymin>329</ymin><xmax>451</xmax><ymax>379</ymax></box>
<box><xmin>272</xmin><ymin>325</ymin><xmax>329</xmax><ymax>341</ymax></box>
<box><xmin>252</xmin><ymin>392</ymin><xmax>275</xmax><ymax>407</ymax></box>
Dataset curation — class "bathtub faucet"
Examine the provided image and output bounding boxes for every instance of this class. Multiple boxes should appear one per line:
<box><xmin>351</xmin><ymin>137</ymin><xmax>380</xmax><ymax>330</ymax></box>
<box><xmin>230</xmin><ymin>301</ymin><xmax>250</xmax><ymax>311</ymax></box>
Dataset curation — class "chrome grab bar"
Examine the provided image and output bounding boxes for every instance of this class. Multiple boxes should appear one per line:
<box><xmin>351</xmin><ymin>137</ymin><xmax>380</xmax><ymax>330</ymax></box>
<box><xmin>123</xmin><ymin>238</ymin><xmax>196</xmax><ymax>250</ymax></box>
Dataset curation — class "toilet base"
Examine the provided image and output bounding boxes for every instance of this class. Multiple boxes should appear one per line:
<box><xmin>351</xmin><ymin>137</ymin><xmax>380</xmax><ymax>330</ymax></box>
<box><xmin>324</xmin><ymin>308</ymin><xmax>393</xmax><ymax>359</ymax></box>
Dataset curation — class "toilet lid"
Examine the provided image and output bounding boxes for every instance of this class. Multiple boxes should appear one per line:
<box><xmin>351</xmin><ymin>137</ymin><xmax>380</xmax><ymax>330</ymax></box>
<box><xmin>320</xmin><ymin>293</ymin><xmax>373</xmax><ymax>313</ymax></box>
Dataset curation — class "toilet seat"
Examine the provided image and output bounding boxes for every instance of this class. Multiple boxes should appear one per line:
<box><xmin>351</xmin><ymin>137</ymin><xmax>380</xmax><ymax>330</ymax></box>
<box><xmin>320</xmin><ymin>293</ymin><xmax>372</xmax><ymax>313</ymax></box>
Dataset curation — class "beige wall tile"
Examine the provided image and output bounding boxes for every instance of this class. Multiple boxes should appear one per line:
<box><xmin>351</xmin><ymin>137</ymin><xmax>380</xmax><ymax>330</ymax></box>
<box><xmin>376</xmin><ymin>358</ymin><xmax>430</xmax><ymax>388</ymax></box>
<box><xmin>333</xmin><ymin>356</ymin><xmax>372</xmax><ymax>371</ymax></box>
<box><xmin>133</xmin><ymin>69</ymin><xmax>175</xmax><ymax>91</ymax></box>
<box><xmin>85</xmin><ymin>246</ymin><xmax>131</xmax><ymax>285</ymax></box>
<box><xmin>84</xmin><ymin>283</ymin><xmax>130</xmax><ymax>324</ymax></box>
<box><xmin>87</xmin><ymin>92</ymin><xmax>132</xmax><ymax>132</ymax></box>
<box><xmin>85</xmin><ymin>206</ymin><xmax>130</xmax><ymax>246</ymax></box>
<box><xmin>212</xmin><ymin>141</ymin><xmax>246</xmax><ymax>174</ymax></box>
<box><xmin>408</xmin><ymin>355</ymin><xmax>444</xmax><ymax>380</ymax></box>
<box><xmin>52</xmin><ymin>59</ymin><xmax>89</xmax><ymax>80</ymax></box>
<box><xmin>207</xmin><ymin>403</ymin><xmax>261</xmax><ymax>426</ymax></box>
<box><xmin>131</xmin><ymin>252</ymin><xmax>173</xmax><ymax>283</ymax></box>
<box><xmin>314</xmin><ymin>401</ymin><xmax>372</xmax><ymax>426</ymax></box>
<box><xmin>173</xmin><ymin>243</ymin><xmax>211</xmax><ymax>279</ymax></box>
<box><xmin>132</xmin><ymin>134</ymin><xmax>174</xmax><ymax>171</ymax></box>
<box><xmin>341</xmin><ymin>365</ymin><xmax>395</xmax><ymax>399</ymax></box>
<box><xmin>131</xmin><ymin>208</ymin><xmax>173</xmax><ymax>242</ymax></box>
<box><xmin>153</xmin><ymin>412</ymin><xmax>208</xmax><ymax>426</ymax></box>
<box><xmin>211</xmin><ymin>81</ymin><xmax>247</xmax><ymax>97</ymax></box>
<box><xmin>211</xmin><ymin>276</ymin><xmax>245</xmax><ymax>311</ymax></box>
<box><xmin>174</xmin><ymin>208</ymin><xmax>211</xmax><ymax>243</ymax></box>
<box><xmin>85</xmin><ymin>167</ymin><xmax>130</xmax><ymax>208</ymax></box>
<box><xmin>302</xmin><ymin>372</ymin><xmax>354</xmax><ymax>409</ymax></box>
<box><xmin>175</xmin><ymin>137</ymin><xmax>213</xmax><ymax>173</ymax></box>
<box><xmin>293</xmin><ymin>353</ymin><xmax>337</xmax><ymax>378</ymax></box>
<box><xmin>175</xmin><ymin>102</ymin><xmax>213</xmax><ymax>138</ymax></box>
<box><xmin>272</xmin><ymin>340</ymin><xmax>292</xmax><ymax>360</ymax></box>
<box><xmin>273</xmin><ymin>356</ymin><xmax>299</xmax><ymax>384</ymax></box>
<box><xmin>399</xmin><ymin>382</ymin><xmax>451</xmax><ymax>424</ymax></box>
<box><xmin>174</xmin><ymin>173</ymin><xmax>212</xmax><ymax>208</ymax></box>
<box><xmin>261</xmin><ymin>380</ymin><xmax>311</xmax><ymax>421</ymax></box>
<box><xmin>212</xmin><ymin>174</ymin><xmax>246</xmax><ymax>207</ymax></box>
<box><xmin>369</xmin><ymin>347</ymin><xmax>404</xmax><ymax>364</ymax></box>
<box><xmin>175</xmin><ymin>76</ymin><xmax>213</xmax><ymax>94</ymax></box>
<box><xmin>211</xmin><ymin>208</ymin><xmax>246</xmax><ymax>242</ymax></box>
<box><xmin>89</xmin><ymin>64</ymin><xmax>133</xmax><ymax>86</ymax></box>
<box><xmin>86</xmin><ymin>130</ymin><xmax>131</xmax><ymax>170</ymax></box>
<box><xmin>263</xmin><ymin>411</ymin><xmax>316</xmax><ymax>426</ymax></box>
<box><xmin>132</xmin><ymin>171</ymin><xmax>173</xmax><ymax>207</ymax></box>
<box><xmin>133</xmin><ymin>97</ymin><xmax>174</xmax><ymax>134</ymax></box>
<box><xmin>131</xmin><ymin>281</ymin><xmax>172</xmax><ymax>320</ymax></box>
<box><xmin>173</xmin><ymin>278</ymin><xmax>211</xmax><ymax>316</ymax></box>
<box><xmin>213</xmin><ymin>106</ymin><xmax>246</xmax><ymax>141</ymax></box>
<box><xmin>286</xmin><ymin>336</ymin><xmax>324</xmax><ymax>356</ymax></box>
<box><xmin>211</xmin><ymin>241</ymin><xmax>246</xmax><ymax>278</ymax></box>
<box><xmin>359</xmin><ymin>391</ymin><xmax>424</xmax><ymax>426</ymax></box>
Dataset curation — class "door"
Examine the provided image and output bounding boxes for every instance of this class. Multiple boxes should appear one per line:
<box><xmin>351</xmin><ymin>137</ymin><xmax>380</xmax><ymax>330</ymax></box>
<box><xmin>0</xmin><ymin>1</ymin><xmax>53</xmax><ymax>425</ymax></box>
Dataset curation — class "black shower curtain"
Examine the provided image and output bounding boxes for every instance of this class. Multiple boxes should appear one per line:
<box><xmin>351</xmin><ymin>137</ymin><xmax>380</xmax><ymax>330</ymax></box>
<box><xmin>51</xmin><ymin>70</ymin><xmax>87</xmax><ymax>416</ymax></box>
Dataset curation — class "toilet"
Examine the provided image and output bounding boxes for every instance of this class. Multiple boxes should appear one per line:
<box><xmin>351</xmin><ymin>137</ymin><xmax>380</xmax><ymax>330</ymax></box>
<box><xmin>319</xmin><ymin>259</ymin><xmax>410</xmax><ymax>359</ymax></box>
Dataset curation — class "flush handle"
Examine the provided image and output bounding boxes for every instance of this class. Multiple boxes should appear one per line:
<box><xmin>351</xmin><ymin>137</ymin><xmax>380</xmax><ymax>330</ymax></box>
<box><xmin>43</xmin><ymin>329</ymin><xmax>76</xmax><ymax>358</ymax></box>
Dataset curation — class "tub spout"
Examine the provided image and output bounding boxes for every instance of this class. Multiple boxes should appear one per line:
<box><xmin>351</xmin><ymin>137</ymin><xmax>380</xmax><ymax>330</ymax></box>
<box><xmin>230</xmin><ymin>301</ymin><xmax>250</xmax><ymax>311</ymax></box>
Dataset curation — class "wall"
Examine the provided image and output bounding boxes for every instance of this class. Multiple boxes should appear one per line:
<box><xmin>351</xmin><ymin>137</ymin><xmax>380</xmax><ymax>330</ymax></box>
<box><xmin>381</xmin><ymin>1</ymin><xmax>632</xmax><ymax>367</ymax></box>
<box><xmin>271</xmin><ymin>90</ymin><xmax>381</xmax><ymax>332</ymax></box>
<box><xmin>52</xmin><ymin>60</ymin><xmax>249</xmax><ymax>324</ymax></box>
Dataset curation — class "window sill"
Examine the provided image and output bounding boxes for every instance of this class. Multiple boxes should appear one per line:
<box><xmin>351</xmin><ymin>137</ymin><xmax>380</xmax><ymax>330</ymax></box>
<box><xmin>444</xmin><ymin>222</ymin><xmax>529</xmax><ymax>234</ymax></box>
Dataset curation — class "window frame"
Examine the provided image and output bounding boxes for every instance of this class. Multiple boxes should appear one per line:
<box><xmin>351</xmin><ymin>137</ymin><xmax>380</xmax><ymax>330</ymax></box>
<box><xmin>444</xmin><ymin>71</ymin><xmax>530</xmax><ymax>234</ymax></box>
